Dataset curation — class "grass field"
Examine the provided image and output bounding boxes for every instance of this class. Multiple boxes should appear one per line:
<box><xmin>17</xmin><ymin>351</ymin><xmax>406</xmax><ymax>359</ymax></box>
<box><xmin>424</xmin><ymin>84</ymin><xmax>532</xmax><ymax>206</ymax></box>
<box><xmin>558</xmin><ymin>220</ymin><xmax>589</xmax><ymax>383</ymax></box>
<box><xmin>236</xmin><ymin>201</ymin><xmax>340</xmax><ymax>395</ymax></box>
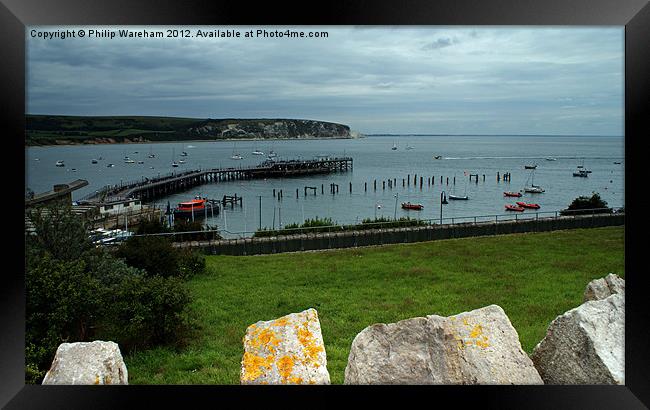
<box><xmin>124</xmin><ymin>226</ymin><xmax>624</xmax><ymax>384</ymax></box>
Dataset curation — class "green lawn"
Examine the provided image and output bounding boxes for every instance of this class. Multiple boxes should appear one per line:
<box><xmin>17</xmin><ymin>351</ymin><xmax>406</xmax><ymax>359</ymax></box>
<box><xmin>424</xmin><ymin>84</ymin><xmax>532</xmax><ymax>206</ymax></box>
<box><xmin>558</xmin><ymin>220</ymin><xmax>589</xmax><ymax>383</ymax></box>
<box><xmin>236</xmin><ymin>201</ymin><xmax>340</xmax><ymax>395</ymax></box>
<box><xmin>125</xmin><ymin>226</ymin><xmax>624</xmax><ymax>384</ymax></box>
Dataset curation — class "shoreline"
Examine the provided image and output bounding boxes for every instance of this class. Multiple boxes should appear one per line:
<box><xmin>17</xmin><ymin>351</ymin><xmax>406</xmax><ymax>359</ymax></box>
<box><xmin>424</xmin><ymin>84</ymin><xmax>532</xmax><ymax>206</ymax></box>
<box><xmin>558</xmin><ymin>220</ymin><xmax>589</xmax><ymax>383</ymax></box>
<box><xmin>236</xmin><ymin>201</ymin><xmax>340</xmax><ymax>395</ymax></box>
<box><xmin>25</xmin><ymin>135</ymin><xmax>363</xmax><ymax>148</ymax></box>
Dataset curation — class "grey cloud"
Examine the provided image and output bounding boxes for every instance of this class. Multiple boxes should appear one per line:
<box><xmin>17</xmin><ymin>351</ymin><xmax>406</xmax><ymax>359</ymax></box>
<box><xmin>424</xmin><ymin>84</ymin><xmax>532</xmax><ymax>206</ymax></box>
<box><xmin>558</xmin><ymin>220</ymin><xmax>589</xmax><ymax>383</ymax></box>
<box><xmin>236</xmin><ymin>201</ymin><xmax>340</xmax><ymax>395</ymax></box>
<box><xmin>422</xmin><ymin>37</ymin><xmax>459</xmax><ymax>50</ymax></box>
<box><xmin>26</xmin><ymin>27</ymin><xmax>623</xmax><ymax>136</ymax></box>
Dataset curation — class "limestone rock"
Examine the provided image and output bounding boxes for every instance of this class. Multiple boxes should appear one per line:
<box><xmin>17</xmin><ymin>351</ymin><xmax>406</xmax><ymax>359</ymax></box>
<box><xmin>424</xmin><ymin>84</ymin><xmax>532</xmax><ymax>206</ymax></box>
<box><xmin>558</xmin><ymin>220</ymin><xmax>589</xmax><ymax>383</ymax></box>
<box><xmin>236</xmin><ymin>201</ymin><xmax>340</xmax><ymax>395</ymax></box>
<box><xmin>584</xmin><ymin>273</ymin><xmax>625</xmax><ymax>302</ymax></box>
<box><xmin>42</xmin><ymin>341</ymin><xmax>128</xmax><ymax>385</ymax></box>
<box><xmin>531</xmin><ymin>293</ymin><xmax>624</xmax><ymax>384</ymax></box>
<box><xmin>344</xmin><ymin>304</ymin><xmax>543</xmax><ymax>384</ymax></box>
<box><xmin>240</xmin><ymin>308</ymin><xmax>330</xmax><ymax>384</ymax></box>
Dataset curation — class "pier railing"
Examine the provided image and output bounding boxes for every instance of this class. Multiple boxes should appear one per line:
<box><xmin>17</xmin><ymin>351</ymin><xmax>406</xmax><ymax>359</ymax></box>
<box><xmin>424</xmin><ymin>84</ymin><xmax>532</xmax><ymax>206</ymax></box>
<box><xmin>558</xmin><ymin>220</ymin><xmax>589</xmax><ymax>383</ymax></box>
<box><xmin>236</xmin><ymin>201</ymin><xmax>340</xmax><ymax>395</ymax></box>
<box><xmin>77</xmin><ymin>157</ymin><xmax>353</xmax><ymax>203</ymax></box>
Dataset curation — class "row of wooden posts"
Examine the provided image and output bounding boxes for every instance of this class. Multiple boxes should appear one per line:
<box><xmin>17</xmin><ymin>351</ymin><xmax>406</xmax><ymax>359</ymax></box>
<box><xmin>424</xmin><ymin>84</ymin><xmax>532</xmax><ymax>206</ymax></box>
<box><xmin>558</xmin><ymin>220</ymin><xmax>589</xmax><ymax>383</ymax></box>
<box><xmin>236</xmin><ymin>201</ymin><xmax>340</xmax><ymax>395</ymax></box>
<box><xmin>266</xmin><ymin>172</ymin><xmax>513</xmax><ymax>199</ymax></box>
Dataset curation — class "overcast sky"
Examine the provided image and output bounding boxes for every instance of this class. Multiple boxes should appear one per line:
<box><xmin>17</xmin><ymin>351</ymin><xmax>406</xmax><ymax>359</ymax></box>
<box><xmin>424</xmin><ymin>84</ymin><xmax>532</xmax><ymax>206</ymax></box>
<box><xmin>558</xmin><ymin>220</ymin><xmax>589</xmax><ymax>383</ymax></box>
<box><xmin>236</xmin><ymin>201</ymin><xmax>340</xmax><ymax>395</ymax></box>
<box><xmin>26</xmin><ymin>26</ymin><xmax>624</xmax><ymax>135</ymax></box>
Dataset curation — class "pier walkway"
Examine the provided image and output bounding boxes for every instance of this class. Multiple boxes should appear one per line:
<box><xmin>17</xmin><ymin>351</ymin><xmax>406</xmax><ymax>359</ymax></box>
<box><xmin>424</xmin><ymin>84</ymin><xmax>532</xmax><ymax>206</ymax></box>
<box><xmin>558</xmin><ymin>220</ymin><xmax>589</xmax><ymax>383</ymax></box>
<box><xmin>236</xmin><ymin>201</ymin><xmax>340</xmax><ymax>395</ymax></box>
<box><xmin>79</xmin><ymin>157</ymin><xmax>353</xmax><ymax>203</ymax></box>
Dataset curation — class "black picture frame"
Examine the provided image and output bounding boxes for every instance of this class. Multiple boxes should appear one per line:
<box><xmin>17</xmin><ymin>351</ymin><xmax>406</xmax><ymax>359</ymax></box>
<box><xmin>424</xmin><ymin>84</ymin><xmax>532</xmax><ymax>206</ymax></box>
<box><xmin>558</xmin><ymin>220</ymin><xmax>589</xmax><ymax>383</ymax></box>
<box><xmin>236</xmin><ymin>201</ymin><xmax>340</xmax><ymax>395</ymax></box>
<box><xmin>2</xmin><ymin>0</ymin><xmax>648</xmax><ymax>408</ymax></box>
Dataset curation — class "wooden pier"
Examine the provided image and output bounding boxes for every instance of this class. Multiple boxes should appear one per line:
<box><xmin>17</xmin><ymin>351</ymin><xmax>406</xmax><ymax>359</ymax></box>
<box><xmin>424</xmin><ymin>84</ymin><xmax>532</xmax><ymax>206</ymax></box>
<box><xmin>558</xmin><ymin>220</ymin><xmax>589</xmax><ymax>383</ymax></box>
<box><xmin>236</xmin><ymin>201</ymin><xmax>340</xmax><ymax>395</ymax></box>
<box><xmin>81</xmin><ymin>157</ymin><xmax>353</xmax><ymax>204</ymax></box>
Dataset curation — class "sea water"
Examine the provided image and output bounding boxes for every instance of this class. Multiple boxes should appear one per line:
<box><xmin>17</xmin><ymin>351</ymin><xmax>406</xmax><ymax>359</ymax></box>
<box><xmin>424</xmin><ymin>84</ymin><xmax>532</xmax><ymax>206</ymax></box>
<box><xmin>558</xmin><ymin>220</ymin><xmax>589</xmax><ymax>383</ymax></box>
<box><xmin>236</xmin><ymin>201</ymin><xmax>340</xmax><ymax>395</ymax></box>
<box><xmin>25</xmin><ymin>135</ymin><xmax>624</xmax><ymax>237</ymax></box>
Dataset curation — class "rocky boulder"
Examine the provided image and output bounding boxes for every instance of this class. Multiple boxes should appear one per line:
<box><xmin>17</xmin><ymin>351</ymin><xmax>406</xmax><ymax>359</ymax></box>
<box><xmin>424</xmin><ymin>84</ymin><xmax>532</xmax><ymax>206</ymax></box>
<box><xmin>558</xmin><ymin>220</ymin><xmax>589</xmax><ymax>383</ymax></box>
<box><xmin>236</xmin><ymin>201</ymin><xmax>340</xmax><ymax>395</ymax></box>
<box><xmin>42</xmin><ymin>341</ymin><xmax>128</xmax><ymax>385</ymax></box>
<box><xmin>344</xmin><ymin>305</ymin><xmax>543</xmax><ymax>384</ymax></box>
<box><xmin>240</xmin><ymin>308</ymin><xmax>330</xmax><ymax>384</ymax></box>
<box><xmin>583</xmin><ymin>273</ymin><xmax>625</xmax><ymax>302</ymax></box>
<box><xmin>531</xmin><ymin>292</ymin><xmax>624</xmax><ymax>384</ymax></box>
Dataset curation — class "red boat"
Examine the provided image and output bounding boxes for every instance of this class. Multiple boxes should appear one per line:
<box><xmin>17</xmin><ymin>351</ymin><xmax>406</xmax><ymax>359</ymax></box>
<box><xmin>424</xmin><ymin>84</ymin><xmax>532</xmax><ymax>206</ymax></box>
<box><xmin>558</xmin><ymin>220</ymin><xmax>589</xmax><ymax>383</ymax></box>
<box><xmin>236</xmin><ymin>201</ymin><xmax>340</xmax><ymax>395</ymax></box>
<box><xmin>174</xmin><ymin>198</ymin><xmax>210</xmax><ymax>218</ymax></box>
<box><xmin>504</xmin><ymin>191</ymin><xmax>522</xmax><ymax>197</ymax></box>
<box><xmin>505</xmin><ymin>204</ymin><xmax>525</xmax><ymax>212</ymax></box>
<box><xmin>516</xmin><ymin>201</ymin><xmax>541</xmax><ymax>209</ymax></box>
<box><xmin>401</xmin><ymin>202</ymin><xmax>423</xmax><ymax>210</ymax></box>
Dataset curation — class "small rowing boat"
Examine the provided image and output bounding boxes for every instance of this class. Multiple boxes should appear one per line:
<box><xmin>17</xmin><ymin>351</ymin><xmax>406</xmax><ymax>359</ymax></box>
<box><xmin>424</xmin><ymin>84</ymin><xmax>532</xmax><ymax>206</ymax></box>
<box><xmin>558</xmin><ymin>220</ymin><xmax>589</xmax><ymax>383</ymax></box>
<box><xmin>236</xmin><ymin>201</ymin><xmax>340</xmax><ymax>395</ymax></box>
<box><xmin>516</xmin><ymin>201</ymin><xmax>540</xmax><ymax>209</ymax></box>
<box><xmin>505</xmin><ymin>204</ymin><xmax>525</xmax><ymax>212</ymax></box>
<box><xmin>401</xmin><ymin>202</ymin><xmax>423</xmax><ymax>210</ymax></box>
<box><xmin>503</xmin><ymin>191</ymin><xmax>522</xmax><ymax>197</ymax></box>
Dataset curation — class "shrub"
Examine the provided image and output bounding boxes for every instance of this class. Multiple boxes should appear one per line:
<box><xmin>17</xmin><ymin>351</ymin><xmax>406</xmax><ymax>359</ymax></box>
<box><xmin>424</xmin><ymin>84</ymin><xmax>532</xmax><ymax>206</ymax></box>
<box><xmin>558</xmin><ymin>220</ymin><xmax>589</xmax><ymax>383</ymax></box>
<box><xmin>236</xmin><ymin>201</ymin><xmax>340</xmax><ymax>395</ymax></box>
<box><xmin>136</xmin><ymin>218</ymin><xmax>171</xmax><ymax>235</ymax></box>
<box><xmin>25</xmin><ymin>205</ymin><xmax>194</xmax><ymax>383</ymax></box>
<box><xmin>26</xmin><ymin>204</ymin><xmax>93</xmax><ymax>261</ymax></box>
<box><xmin>98</xmin><ymin>274</ymin><xmax>193</xmax><ymax>351</ymax></box>
<box><xmin>114</xmin><ymin>236</ymin><xmax>181</xmax><ymax>278</ymax></box>
<box><xmin>560</xmin><ymin>192</ymin><xmax>612</xmax><ymax>215</ymax></box>
<box><xmin>25</xmin><ymin>254</ymin><xmax>103</xmax><ymax>382</ymax></box>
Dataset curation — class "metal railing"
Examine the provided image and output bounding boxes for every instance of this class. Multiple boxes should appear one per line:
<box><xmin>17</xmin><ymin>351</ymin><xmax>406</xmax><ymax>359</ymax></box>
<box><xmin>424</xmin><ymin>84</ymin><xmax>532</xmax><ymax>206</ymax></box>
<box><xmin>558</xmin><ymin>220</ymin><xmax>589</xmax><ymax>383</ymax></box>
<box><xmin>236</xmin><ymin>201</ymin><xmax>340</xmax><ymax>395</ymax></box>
<box><xmin>122</xmin><ymin>207</ymin><xmax>623</xmax><ymax>242</ymax></box>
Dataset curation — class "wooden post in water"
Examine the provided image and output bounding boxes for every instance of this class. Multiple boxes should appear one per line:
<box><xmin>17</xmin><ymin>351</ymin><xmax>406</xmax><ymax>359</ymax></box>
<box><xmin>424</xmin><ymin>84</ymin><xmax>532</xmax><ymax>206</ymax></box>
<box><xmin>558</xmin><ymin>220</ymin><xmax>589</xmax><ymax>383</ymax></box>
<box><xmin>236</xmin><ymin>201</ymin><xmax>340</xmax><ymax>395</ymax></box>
<box><xmin>296</xmin><ymin>188</ymin><xmax>299</xmax><ymax>198</ymax></box>
<box><xmin>407</xmin><ymin>175</ymin><xmax>410</xmax><ymax>186</ymax></box>
<box><xmin>446</xmin><ymin>177</ymin><xmax>449</xmax><ymax>185</ymax></box>
<box><xmin>402</xmin><ymin>178</ymin><xmax>405</xmax><ymax>187</ymax></box>
<box><xmin>420</xmin><ymin>176</ymin><xmax>423</xmax><ymax>189</ymax></box>
<box><xmin>374</xmin><ymin>180</ymin><xmax>377</xmax><ymax>191</ymax></box>
<box><xmin>453</xmin><ymin>176</ymin><xmax>456</xmax><ymax>185</ymax></box>
<box><xmin>497</xmin><ymin>172</ymin><xmax>500</xmax><ymax>182</ymax></box>
<box><xmin>365</xmin><ymin>182</ymin><xmax>367</xmax><ymax>192</ymax></box>
<box><xmin>383</xmin><ymin>180</ymin><xmax>385</xmax><ymax>190</ymax></box>
<box><xmin>273</xmin><ymin>189</ymin><xmax>276</xmax><ymax>197</ymax></box>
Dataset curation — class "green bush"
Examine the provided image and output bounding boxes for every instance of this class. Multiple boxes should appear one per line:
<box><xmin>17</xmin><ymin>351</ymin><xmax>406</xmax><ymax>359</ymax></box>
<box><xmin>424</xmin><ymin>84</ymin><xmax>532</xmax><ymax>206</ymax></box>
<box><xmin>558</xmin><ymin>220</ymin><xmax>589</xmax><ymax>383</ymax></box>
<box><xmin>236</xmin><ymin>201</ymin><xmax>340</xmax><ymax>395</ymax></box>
<box><xmin>560</xmin><ymin>192</ymin><xmax>612</xmax><ymax>215</ymax></box>
<box><xmin>25</xmin><ymin>204</ymin><xmax>195</xmax><ymax>383</ymax></box>
<box><xmin>99</xmin><ymin>274</ymin><xmax>193</xmax><ymax>351</ymax></box>
<box><xmin>25</xmin><ymin>254</ymin><xmax>103</xmax><ymax>382</ymax></box>
<box><xmin>136</xmin><ymin>218</ymin><xmax>171</xmax><ymax>235</ymax></box>
<box><xmin>114</xmin><ymin>236</ymin><xmax>181</xmax><ymax>278</ymax></box>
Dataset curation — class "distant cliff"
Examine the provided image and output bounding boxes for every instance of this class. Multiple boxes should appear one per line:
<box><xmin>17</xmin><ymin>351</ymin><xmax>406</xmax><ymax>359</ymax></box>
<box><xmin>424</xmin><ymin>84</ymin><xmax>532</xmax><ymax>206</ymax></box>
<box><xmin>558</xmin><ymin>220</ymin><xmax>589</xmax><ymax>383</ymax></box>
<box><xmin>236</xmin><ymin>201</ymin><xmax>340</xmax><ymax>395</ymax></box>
<box><xmin>25</xmin><ymin>115</ymin><xmax>353</xmax><ymax>146</ymax></box>
<box><xmin>188</xmin><ymin>119</ymin><xmax>350</xmax><ymax>139</ymax></box>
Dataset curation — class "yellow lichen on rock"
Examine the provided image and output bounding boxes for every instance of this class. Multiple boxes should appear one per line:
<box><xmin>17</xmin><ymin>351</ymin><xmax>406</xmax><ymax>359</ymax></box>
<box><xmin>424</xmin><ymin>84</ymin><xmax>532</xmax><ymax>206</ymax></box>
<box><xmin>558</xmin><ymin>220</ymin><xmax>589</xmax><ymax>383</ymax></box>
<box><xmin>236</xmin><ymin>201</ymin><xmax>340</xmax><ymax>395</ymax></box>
<box><xmin>272</xmin><ymin>318</ymin><xmax>289</xmax><ymax>327</ymax></box>
<box><xmin>241</xmin><ymin>352</ymin><xmax>275</xmax><ymax>382</ymax></box>
<box><xmin>469</xmin><ymin>324</ymin><xmax>483</xmax><ymax>339</ymax></box>
<box><xmin>276</xmin><ymin>355</ymin><xmax>296</xmax><ymax>382</ymax></box>
<box><xmin>295</xmin><ymin>322</ymin><xmax>324</xmax><ymax>366</ymax></box>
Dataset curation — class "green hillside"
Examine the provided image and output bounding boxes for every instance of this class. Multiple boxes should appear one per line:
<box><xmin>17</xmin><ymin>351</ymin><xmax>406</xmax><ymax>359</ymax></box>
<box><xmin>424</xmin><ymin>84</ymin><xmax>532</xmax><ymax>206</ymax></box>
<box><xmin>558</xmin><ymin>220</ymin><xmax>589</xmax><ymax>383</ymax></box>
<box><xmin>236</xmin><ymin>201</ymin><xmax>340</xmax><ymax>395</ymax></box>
<box><xmin>26</xmin><ymin>115</ymin><xmax>352</xmax><ymax>145</ymax></box>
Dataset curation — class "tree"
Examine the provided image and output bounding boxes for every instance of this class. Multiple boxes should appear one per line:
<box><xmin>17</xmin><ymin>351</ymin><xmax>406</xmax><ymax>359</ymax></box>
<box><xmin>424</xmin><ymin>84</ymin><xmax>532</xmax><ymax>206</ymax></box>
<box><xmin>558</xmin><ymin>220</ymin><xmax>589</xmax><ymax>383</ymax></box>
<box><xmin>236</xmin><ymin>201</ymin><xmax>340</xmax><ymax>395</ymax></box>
<box><xmin>25</xmin><ymin>204</ymin><xmax>194</xmax><ymax>383</ymax></box>
<box><xmin>560</xmin><ymin>192</ymin><xmax>612</xmax><ymax>215</ymax></box>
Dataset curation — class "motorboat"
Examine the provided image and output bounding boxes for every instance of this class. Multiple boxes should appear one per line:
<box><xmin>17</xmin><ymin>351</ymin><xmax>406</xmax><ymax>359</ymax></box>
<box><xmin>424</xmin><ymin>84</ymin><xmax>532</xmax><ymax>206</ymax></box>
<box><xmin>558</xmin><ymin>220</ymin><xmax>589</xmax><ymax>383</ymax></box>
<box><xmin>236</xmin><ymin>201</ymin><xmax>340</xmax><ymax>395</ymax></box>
<box><xmin>401</xmin><ymin>202</ymin><xmax>423</xmax><ymax>210</ymax></box>
<box><xmin>55</xmin><ymin>160</ymin><xmax>65</xmax><ymax>167</ymax></box>
<box><xmin>545</xmin><ymin>157</ymin><xmax>557</xmax><ymax>161</ymax></box>
<box><xmin>516</xmin><ymin>201</ymin><xmax>541</xmax><ymax>209</ymax></box>
<box><xmin>524</xmin><ymin>164</ymin><xmax>537</xmax><ymax>169</ymax></box>
<box><xmin>173</xmin><ymin>197</ymin><xmax>215</xmax><ymax>219</ymax></box>
<box><xmin>448</xmin><ymin>194</ymin><xmax>469</xmax><ymax>200</ymax></box>
<box><xmin>91</xmin><ymin>159</ymin><xmax>98</xmax><ymax>164</ymax></box>
<box><xmin>252</xmin><ymin>150</ymin><xmax>265</xmax><ymax>156</ymax></box>
<box><xmin>433</xmin><ymin>155</ymin><xmax>442</xmax><ymax>160</ymax></box>
<box><xmin>505</xmin><ymin>204</ymin><xmax>525</xmax><ymax>212</ymax></box>
<box><xmin>573</xmin><ymin>169</ymin><xmax>588</xmax><ymax>177</ymax></box>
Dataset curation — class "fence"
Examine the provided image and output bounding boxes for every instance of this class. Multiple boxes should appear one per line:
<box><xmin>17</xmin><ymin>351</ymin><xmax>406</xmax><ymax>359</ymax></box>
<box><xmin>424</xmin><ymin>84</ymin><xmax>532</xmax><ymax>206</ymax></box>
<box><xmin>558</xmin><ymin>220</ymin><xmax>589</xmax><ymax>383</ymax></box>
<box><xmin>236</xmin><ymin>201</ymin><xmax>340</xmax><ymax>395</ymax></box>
<box><xmin>154</xmin><ymin>208</ymin><xmax>623</xmax><ymax>255</ymax></box>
